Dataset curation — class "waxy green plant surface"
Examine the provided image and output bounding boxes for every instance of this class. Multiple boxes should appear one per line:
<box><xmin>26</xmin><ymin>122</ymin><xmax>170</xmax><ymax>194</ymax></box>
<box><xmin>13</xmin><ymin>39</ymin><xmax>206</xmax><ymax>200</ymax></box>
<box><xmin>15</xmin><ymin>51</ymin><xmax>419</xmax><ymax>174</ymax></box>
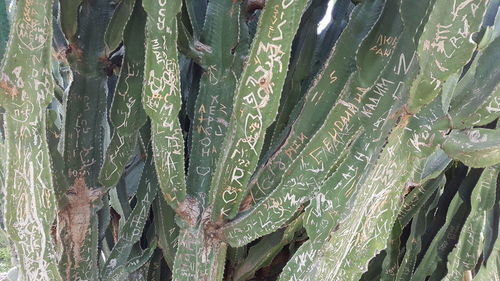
<box><xmin>0</xmin><ymin>0</ymin><xmax>499</xmax><ymax>280</ymax></box>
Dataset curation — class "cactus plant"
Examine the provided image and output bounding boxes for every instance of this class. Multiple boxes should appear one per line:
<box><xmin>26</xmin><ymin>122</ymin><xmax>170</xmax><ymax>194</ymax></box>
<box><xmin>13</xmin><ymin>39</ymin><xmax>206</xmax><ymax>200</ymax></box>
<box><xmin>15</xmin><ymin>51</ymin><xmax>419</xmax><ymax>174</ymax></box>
<box><xmin>0</xmin><ymin>0</ymin><xmax>499</xmax><ymax>280</ymax></box>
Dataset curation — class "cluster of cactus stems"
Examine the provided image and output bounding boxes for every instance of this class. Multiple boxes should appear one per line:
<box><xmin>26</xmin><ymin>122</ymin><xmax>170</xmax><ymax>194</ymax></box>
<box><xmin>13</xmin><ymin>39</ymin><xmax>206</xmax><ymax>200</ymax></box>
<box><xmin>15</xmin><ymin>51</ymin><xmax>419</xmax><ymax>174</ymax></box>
<box><xmin>0</xmin><ymin>0</ymin><xmax>499</xmax><ymax>280</ymax></box>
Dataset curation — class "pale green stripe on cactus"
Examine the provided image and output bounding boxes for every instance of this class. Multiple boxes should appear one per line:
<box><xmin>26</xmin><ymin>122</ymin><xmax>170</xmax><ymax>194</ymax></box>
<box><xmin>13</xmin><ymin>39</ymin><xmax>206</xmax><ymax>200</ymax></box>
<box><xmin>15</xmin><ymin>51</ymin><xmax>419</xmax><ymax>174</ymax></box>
<box><xmin>100</xmin><ymin>0</ymin><xmax>147</xmax><ymax>188</ymax></box>
<box><xmin>142</xmin><ymin>0</ymin><xmax>186</xmax><ymax>209</ymax></box>
<box><xmin>0</xmin><ymin>0</ymin><xmax>61</xmax><ymax>279</ymax></box>
<box><xmin>208</xmin><ymin>0</ymin><xmax>309</xmax><ymax>220</ymax></box>
<box><xmin>408</xmin><ymin>0</ymin><xmax>490</xmax><ymax>113</ymax></box>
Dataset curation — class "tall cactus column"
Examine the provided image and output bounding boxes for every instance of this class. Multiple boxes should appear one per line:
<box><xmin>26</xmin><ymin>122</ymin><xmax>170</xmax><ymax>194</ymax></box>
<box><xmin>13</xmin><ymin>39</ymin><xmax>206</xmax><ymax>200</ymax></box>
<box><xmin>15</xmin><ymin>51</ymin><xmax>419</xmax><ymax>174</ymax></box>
<box><xmin>58</xmin><ymin>0</ymin><xmax>114</xmax><ymax>279</ymax></box>
<box><xmin>0</xmin><ymin>0</ymin><xmax>62</xmax><ymax>279</ymax></box>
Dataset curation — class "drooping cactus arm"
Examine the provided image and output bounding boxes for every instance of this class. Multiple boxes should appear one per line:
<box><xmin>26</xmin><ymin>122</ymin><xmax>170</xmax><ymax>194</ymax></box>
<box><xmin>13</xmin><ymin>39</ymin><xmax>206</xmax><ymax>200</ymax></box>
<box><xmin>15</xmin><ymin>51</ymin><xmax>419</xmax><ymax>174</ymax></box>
<box><xmin>411</xmin><ymin>167</ymin><xmax>484</xmax><ymax>280</ymax></box>
<box><xmin>0</xmin><ymin>0</ymin><xmax>61</xmax><ymax>279</ymax></box>
<box><xmin>394</xmin><ymin>189</ymin><xmax>440</xmax><ymax>281</ymax></box>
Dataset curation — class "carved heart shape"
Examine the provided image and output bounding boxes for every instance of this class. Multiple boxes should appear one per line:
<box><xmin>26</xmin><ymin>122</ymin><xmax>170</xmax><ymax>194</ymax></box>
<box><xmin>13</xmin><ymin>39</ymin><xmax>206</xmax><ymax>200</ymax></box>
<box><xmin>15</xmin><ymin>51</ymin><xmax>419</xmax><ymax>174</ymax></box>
<box><xmin>16</xmin><ymin>18</ymin><xmax>50</xmax><ymax>52</ymax></box>
<box><xmin>222</xmin><ymin>188</ymin><xmax>238</xmax><ymax>204</ymax></box>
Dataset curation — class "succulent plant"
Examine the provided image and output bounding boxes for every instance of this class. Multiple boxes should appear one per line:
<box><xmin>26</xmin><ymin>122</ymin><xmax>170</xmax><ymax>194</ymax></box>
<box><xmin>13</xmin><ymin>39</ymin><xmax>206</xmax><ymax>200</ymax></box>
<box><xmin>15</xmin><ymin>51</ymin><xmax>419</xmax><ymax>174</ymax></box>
<box><xmin>0</xmin><ymin>0</ymin><xmax>499</xmax><ymax>280</ymax></box>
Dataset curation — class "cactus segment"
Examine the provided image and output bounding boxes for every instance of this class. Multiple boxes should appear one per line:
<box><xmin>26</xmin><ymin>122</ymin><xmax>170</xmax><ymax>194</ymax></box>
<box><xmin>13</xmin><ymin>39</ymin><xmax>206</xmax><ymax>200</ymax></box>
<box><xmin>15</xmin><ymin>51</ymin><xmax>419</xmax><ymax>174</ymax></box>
<box><xmin>442</xmin><ymin>167</ymin><xmax>498</xmax><ymax>281</ymax></box>
<box><xmin>0</xmin><ymin>0</ymin><xmax>61</xmax><ymax>278</ymax></box>
<box><xmin>186</xmin><ymin>0</ymin><xmax>248</xmax><ymax>197</ymax></box>
<box><xmin>104</xmin><ymin>0</ymin><xmax>136</xmax><ymax>52</ymax></box>
<box><xmin>101</xmin><ymin>153</ymin><xmax>158</xmax><ymax>280</ymax></box>
<box><xmin>448</xmin><ymin>36</ymin><xmax>500</xmax><ymax>129</ymax></box>
<box><xmin>100</xmin><ymin>0</ymin><xmax>147</xmax><ymax>188</ymax></box>
<box><xmin>172</xmin><ymin>226</ymin><xmax>228</xmax><ymax>281</ymax></box>
<box><xmin>153</xmin><ymin>194</ymin><xmax>179</xmax><ymax>268</ymax></box>
<box><xmin>411</xmin><ymin>168</ymin><xmax>484</xmax><ymax>280</ymax></box>
<box><xmin>442</xmin><ymin>128</ymin><xmax>500</xmax><ymax>168</ymax></box>
<box><xmin>60</xmin><ymin>0</ymin><xmax>115</xmax><ymax>278</ymax></box>
<box><xmin>408</xmin><ymin>0</ymin><xmax>491</xmax><ymax>113</ymax></box>
<box><xmin>208</xmin><ymin>0</ymin><xmax>309</xmax><ymax>220</ymax></box>
<box><xmin>59</xmin><ymin>0</ymin><xmax>82</xmax><ymax>41</ymax></box>
<box><xmin>267</xmin><ymin>0</ymin><xmax>335</xmax><ymax>147</ymax></box>
<box><xmin>248</xmin><ymin>0</ymin><xmax>388</xmax><ymax>203</ymax></box>
<box><xmin>232</xmin><ymin>214</ymin><xmax>303</xmax><ymax>281</ymax></box>
<box><xmin>142</xmin><ymin>0</ymin><xmax>186</xmax><ymax>209</ymax></box>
